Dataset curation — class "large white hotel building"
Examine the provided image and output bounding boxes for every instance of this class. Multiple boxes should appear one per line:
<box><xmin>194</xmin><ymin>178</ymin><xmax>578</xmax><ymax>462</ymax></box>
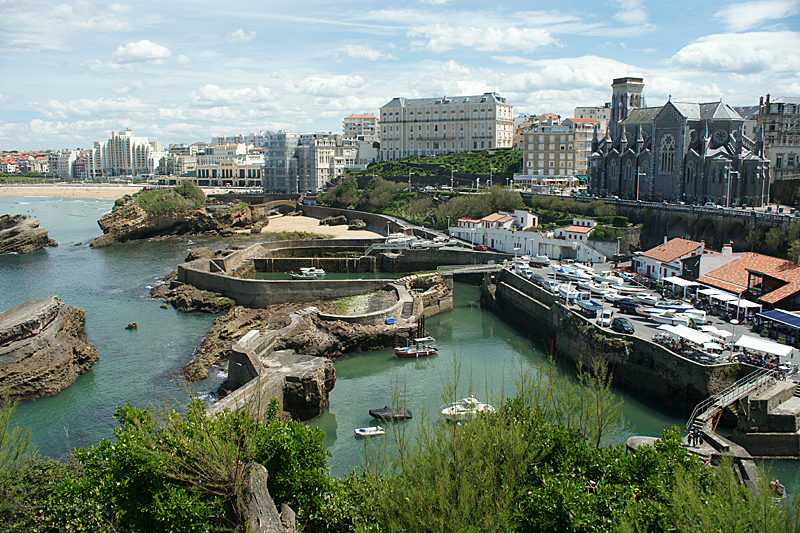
<box><xmin>378</xmin><ymin>92</ymin><xmax>514</xmax><ymax>161</ymax></box>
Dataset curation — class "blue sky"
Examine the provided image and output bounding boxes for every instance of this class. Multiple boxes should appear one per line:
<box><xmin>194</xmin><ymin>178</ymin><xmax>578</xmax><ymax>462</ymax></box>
<box><xmin>1</xmin><ymin>0</ymin><xmax>798</xmax><ymax>150</ymax></box>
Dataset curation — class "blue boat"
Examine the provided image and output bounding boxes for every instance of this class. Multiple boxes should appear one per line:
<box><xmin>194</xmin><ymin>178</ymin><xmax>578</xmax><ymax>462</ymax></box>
<box><xmin>577</xmin><ymin>297</ymin><xmax>603</xmax><ymax>317</ymax></box>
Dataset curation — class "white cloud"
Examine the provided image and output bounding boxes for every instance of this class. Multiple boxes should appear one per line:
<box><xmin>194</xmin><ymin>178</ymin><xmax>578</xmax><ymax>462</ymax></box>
<box><xmin>188</xmin><ymin>84</ymin><xmax>275</xmax><ymax>106</ymax></box>
<box><xmin>713</xmin><ymin>0</ymin><xmax>800</xmax><ymax>31</ymax></box>
<box><xmin>346</xmin><ymin>44</ymin><xmax>396</xmax><ymax>60</ymax></box>
<box><xmin>227</xmin><ymin>29</ymin><xmax>256</xmax><ymax>43</ymax></box>
<box><xmin>419</xmin><ymin>0</ymin><xmax>450</xmax><ymax>4</ymax></box>
<box><xmin>671</xmin><ymin>31</ymin><xmax>800</xmax><ymax>74</ymax></box>
<box><xmin>294</xmin><ymin>75</ymin><xmax>367</xmax><ymax>97</ymax></box>
<box><xmin>0</xmin><ymin>0</ymin><xmax>141</xmax><ymax>52</ymax></box>
<box><xmin>177</xmin><ymin>54</ymin><xmax>192</xmax><ymax>65</ymax></box>
<box><xmin>612</xmin><ymin>0</ymin><xmax>649</xmax><ymax>25</ymax></box>
<box><xmin>36</xmin><ymin>96</ymin><xmax>150</xmax><ymax>119</ymax></box>
<box><xmin>112</xmin><ymin>40</ymin><xmax>171</xmax><ymax>64</ymax></box>
<box><xmin>408</xmin><ymin>24</ymin><xmax>558</xmax><ymax>53</ymax></box>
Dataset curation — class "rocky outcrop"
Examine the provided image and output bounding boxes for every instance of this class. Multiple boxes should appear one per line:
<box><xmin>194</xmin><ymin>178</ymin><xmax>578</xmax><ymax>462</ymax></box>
<box><xmin>150</xmin><ymin>281</ymin><xmax>235</xmax><ymax>314</ymax></box>
<box><xmin>276</xmin><ymin>316</ymin><xmax>397</xmax><ymax>358</ymax></box>
<box><xmin>91</xmin><ymin>201</ymin><xmax>269</xmax><ymax>248</ymax></box>
<box><xmin>319</xmin><ymin>215</ymin><xmax>347</xmax><ymax>226</ymax></box>
<box><xmin>0</xmin><ymin>296</ymin><xmax>99</xmax><ymax>400</ymax></box>
<box><xmin>0</xmin><ymin>214</ymin><xmax>58</xmax><ymax>254</ymax></box>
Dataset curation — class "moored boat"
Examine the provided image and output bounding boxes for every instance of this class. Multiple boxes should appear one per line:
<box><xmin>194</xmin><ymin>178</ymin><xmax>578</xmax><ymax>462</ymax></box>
<box><xmin>651</xmin><ymin>310</ymin><xmax>691</xmax><ymax>326</ymax></box>
<box><xmin>290</xmin><ymin>267</ymin><xmax>326</xmax><ymax>280</ymax></box>
<box><xmin>395</xmin><ymin>336</ymin><xmax>437</xmax><ymax>357</ymax></box>
<box><xmin>530</xmin><ymin>254</ymin><xmax>551</xmax><ymax>266</ymax></box>
<box><xmin>354</xmin><ymin>426</ymin><xmax>385</xmax><ymax>437</ymax></box>
<box><xmin>369</xmin><ymin>406</ymin><xmax>413</xmax><ymax>420</ymax></box>
<box><xmin>441</xmin><ymin>397</ymin><xmax>496</xmax><ymax>421</ymax></box>
<box><xmin>592</xmin><ymin>271</ymin><xmax>624</xmax><ymax>286</ymax></box>
<box><xmin>634</xmin><ymin>293</ymin><xmax>659</xmax><ymax>306</ymax></box>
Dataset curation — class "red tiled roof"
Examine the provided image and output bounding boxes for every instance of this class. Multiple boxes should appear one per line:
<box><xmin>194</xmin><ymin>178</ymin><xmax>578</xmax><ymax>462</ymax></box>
<box><xmin>570</xmin><ymin>118</ymin><xmax>600</xmax><ymax>123</ymax></box>
<box><xmin>560</xmin><ymin>225</ymin><xmax>593</xmax><ymax>234</ymax></box>
<box><xmin>481</xmin><ymin>213</ymin><xmax>511</xmax><ymax>223</ymax></box>
<box><xmin>458</xmin><ymin>217</ymin><xmax>480</xmax><ymax>223</ymax></box>
<box><xmin>697</xmin><ymin>252</ymin><xmax>800</xmax><ymax>305</ymax></box>
<box><xmin>642</xmin><ymin>238</ymin><xmax>703</xmax><ymax>263</ymax></box>
<box><xmin>345</xmin><ymin>114</ymin><xmax>376</xmax><ymax>119</ymax></box>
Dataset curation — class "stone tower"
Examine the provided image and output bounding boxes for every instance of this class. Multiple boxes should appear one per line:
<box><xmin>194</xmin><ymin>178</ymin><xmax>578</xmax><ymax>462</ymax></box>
<box><xmin>610</xmin><ymin>77</ymin><xmax>646</xmax><ymax>138</ymax></box>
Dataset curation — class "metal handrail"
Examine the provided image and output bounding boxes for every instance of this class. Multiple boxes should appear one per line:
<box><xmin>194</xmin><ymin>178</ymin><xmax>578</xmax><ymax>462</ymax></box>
<box><xmin>686</xmin><ymin>367</ymin><xmax>777</xmax><ymax>430</ymax></box>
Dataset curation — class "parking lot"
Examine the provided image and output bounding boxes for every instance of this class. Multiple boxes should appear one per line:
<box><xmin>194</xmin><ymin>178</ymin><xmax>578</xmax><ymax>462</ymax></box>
<box><xmin>516</xmin><ymin>260</ymin><xmax>798</xmax><ymax>369</ymax></box>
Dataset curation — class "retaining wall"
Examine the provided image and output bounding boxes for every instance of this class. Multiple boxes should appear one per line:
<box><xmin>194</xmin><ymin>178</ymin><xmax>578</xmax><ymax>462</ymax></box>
<box><xmin>378</xmin><ymin>248</ymin><xmax>512</xmax><ymax>273</ymax></box>
<box><xmin>253</xmin><ymin>257</ymin><xmax>376</xmax><ymax>273</ymax></box>
<box><xmin>318</xmin><ymin>298</ymin><xmax>404</xmax><ymax>326</ymax></box>
<box><xmin>300</xmin><ymin>205</ymin><xmax>405</xmax><ymax>234</ymax></box>
<box><xmin>485</xmin><ymin>268</ymin><xmax>750</xmax><ymax>414</ymax></box>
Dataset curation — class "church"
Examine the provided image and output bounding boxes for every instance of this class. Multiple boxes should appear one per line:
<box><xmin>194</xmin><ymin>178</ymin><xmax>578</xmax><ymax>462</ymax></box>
<box><xmin>589</xmin><ymin>78</ymin><xmax>770</xmax><ymax>206</ymax></box>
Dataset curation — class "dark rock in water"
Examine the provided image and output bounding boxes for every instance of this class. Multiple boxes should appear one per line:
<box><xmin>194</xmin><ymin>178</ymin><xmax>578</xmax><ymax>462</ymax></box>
<box><xmin>150</xmin><ymin>282</ymin><xmax>235</xmax><ymax>314</ymax></box>
<box><xmin>125</xmin><ymin>322</ymin><xmax>137</xmax><ymax>330</ymax></box>
<box><xmin>0</xmin><ymin>214</ymin><xmax>58</xmax><ymax>254</ymax></box>
<box><xmin>160</xmin><ymin>304</ymin><xmax>168</xmax><ymax>309</ymax></box>
<box><xmin>185</xmin><ymin>246</ymin><xmax>213</xmax><ymax>262</ymax></box>
<box><xmin>369</xmin><ymin>406</ymin><xmax>412</xmax><ymax>420</ymax></box>
<box><xmin>0</xmin><ymin>296</ymin><xmax>99</xmax><ymax>400</ymax></box>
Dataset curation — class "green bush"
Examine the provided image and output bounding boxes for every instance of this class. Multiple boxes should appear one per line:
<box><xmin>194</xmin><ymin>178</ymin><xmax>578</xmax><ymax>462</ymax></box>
<box><xmin>590</xmin><ymin>225</ymin><xmax>624</xmax><ymax>242</ymax></box>
<box><xmin>132</xmin><ymin>182</ymin><xmax>206</xmax><ymax>213</ymax></box>
<box><xmin>611</xmin><ymin>216</ymin><xmax>628</xmax><ymax>227</ymax></box>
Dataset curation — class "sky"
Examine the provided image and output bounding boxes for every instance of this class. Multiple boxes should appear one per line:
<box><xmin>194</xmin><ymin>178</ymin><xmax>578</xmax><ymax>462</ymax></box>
<box><xmin>1</xmin><ymin>0</ymin><xmax>799</xmax><ymax>151</ymax></box>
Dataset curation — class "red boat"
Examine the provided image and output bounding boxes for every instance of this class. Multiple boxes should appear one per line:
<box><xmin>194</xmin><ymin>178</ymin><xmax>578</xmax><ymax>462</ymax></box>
<box><xmin>394</xmin><ymin>336</ymin><xmax>437</xmax><ymax>358</ymax></box>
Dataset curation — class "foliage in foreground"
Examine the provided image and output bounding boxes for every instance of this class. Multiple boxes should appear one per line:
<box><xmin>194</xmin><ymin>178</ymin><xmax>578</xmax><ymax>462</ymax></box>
<box><xmin>130</xmin><ymin>182</ymin><xmax>207</xmax><ymax>213</ymax></box>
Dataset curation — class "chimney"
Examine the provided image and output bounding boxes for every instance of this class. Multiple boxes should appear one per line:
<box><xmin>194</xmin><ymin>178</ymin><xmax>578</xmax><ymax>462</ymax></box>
<box><xmin>664</xmin><ymin>236</ymin><xmax>668</xmax><ymax>244</ymax></box>
<box><xmin>722</xmin><ymin>244</ymin><xmax>732</xmax><ymax>255</ymax></box>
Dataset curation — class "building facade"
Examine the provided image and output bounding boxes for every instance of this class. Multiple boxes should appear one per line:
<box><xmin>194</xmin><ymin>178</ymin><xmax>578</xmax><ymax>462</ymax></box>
<box><xmin>758</xmin><ymin>96</ymin><xmax>800</xmax><ymax>180</ymax></box>
<box><xmin>101</xmin><ymin>129</ymin><xmax>162</xmax><ymax>177</ymax></box>
<box><xmin>589</xmin><ymin>77</ymin><xmax>770</xmax><ymax>206</ymax></box>
<box><xmin>195</xmin><ymin>153</ymin><xmax>263</xmax><ymax>187</ymax></box>
<box><xmin>343</xmin><ymin>114</ymin><xmax>379</xmax><ymax>141</ymax></box>
<box><xmin>521</xmin><ymin>117</ymin><xmax>597</xmax><ymax>181</ymax></box>
<box><xmin>211</xmin><ymin>131</ymin><xmax>272</xmax><ymax>147</ymax></box>
<box><xmin>262</xmin><ymin>132</ymin><xmax>359</xmax><ymax>192</ymax></box>
<box><xmin>378</xmin><ymin>92</ymin><xmax>514</xmax><ymax>161</ymax></box>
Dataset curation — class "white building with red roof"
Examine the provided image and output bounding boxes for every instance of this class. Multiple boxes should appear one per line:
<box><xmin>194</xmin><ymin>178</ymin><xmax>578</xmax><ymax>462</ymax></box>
<box><xmin>634</xmin><ymin>237</ymin><xmax>706</xmax><ymax>280</ymax></box>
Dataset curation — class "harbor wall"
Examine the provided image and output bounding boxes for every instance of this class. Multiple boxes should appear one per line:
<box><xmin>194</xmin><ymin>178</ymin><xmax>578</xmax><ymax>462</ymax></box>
<box><xmin>378</xmin><ymin>248</ymin><xmax>511</xmax><ymax>272</ymax></box>
<box><xmin>483</xmin><ymin>269</ymin><xmax>750</xmax><ymax>414</ymax></box>
<box><xmin>253</xmin><ymin>256</ymin><xmax>376</xmax><ymax>273</ymax></box>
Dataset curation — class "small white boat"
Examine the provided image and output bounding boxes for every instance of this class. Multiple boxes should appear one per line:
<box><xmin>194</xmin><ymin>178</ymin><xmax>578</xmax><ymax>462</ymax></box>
<box><xmin>395</xmin><ymin>336</ymin><xmax>437</xmax><ymax>358</ymax></box>
<box><xmin>562</xmin><ymin>268</ymin><xmax>593</xmax><ymax>283</ymax></box>
<box><xmin>592</xmin><ymin>271</ymin><xmax>624</xmax><ymax>286</ymax></box>
<box><xmin>559</xmin><ymin>283</ymin><xmax>581</xmax><ymax>302</ymax></box>
<box><xmin>683</xmin><ymin>309</ymin><xmax>708</xmax><ymax>324</ymax></box>
<box><xmin>386</xmin><ymin>233</ymin><xmax>417</xmax><ymax>245</ymax></box>
<box><xmin>634</xmin><ymin>293</ymin><xmax>659</xmax><ymax>306</ymax></box>
<box><xmin>290</xmin><ymin>267</ymin><xmax>326</xmax><ymax>280</ymax></box>
<box><xmin>530</xmin><ymin>254</ymin><xmax>551</xmax><ymax>266</ymax></box>
<box><xmin>654</xmin><ymin>299</ymin><xmax>693</xmax><ymax>312</ymax></box>
<box><xmin>651</xmin><ymin>310</ymin><xmax>691</xmax><ymax>326</ymax></box>
<box><xmin>354</xmin><ymin>426</ymin><xmax>385</xmax><ymax>437</ymax></box>
<box><xmin>410</xmin><ymin>240</ymin><xmax>445</xmax><ymax>249</ymax></box>
<box><xmin>441</xmin><ymin>397</ymin><xmax>496</xmax><ymax>421</ymax></box>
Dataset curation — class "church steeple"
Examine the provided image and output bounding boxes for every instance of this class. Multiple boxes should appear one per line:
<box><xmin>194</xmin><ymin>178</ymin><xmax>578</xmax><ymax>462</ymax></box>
<box><xmin>610</xmin><ymin>77</ymin><xmax>645</xmax><ymax>138</ymax></box>
<box><xmin>636</xmin><ymin>125</ymin><xmax>644</xmax><ymax>154</ymax></box>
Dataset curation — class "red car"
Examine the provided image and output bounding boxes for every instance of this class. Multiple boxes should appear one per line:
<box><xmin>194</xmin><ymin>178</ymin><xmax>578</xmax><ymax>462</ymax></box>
<box><xmin>473</xmin><ymin>244</ymin><xmax>488</xmax><ymax>251</ymax></box>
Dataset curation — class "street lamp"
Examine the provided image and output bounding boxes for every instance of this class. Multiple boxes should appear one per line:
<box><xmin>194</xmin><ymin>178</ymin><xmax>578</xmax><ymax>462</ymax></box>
<box><xmin>490</xmin><ymin>166</ymin><xmax>496</xmax><ymax>188</ymax></box>
<box><xmin>408</xmin><ymin>170</ymin><xmax>412</xmax><ymax>188</ymax></box>
<box><xmin>296</xmin><ymin>175</ymin><xmax>300</xmax><ymax>194</ymax></box>
<box><xmin>730</xmin><ymin>319</ymin><xmax>739</xmax><ymax>360</ymax></box>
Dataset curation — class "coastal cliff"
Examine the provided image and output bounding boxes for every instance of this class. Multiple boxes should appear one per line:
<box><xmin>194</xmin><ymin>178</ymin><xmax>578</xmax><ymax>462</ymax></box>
<box><xmin>0</xmin><ymin>214</ymin><xmax>58</xmax><ymax>254</ymax></box>
<box><xmin>0</xmin><ymin>296</ymin><xmax>99</xmax><ymax>400</ymax></box>
<box><xmin>91</xmin><ymin>185</ymin><xmax>269</xmax><ymax>247</ymax></box>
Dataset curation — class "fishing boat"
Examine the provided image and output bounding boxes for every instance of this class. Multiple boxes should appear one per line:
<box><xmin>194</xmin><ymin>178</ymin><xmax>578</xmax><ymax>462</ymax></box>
<box><xmin>634</xmin><ymin>293</ymin><xmax>659</xmax><ymax>306</ymax></box>
<box><xmin>386</xmin><ymin>232</ymin><xmax>417</xmax><ymax>245</ymax></box>
<box><xmin>558</xmin><ymin>283</ymin><xmax>581</xmax><ymax>303</ymax></box>
<box><xmin>529</xmin><ymin>254</ymin><xmax>551</xmax><ymax>266</ymax></box>
<box><xmin>592</xmin><ymin>271</ymin><xmax>624</xmax><ymax>286</ymax></box>
<box><xmin>354</xmin><ymin>426</ymin><xmax>385</xmax><ymax>437</ymax></box>
<box><xmin>651</xmin><ymin>310</ymin><xmax>691</xmax><ymax>326</ymax></box>
<box><xmin>577</xmin><ymin>297</ymin><xmax>603</xmax><ymax>317</ymax></box>
<box><xmin>653</xmin><ymin>299</ymin><xmax>693</xmax><ymax>312</ymax></box>
<box><xmin>441</xmin><ymin>397</ymin><xmax>496</xmax><ymax>421</ymax></box>
<box><xmin>290</xmin><ymin>267</ymin><xmax>326</xmax><ymax>280</ymax></box>
<box><xmin>615</xmin><ymin>284</ymin><xmax>649</xmax><ymax>295</ymax></box>
<box><xmin>394</xmin><ymin>336</ymin><xmax>438</xmax><ymax>358</ymax></box>
<box><xmin>561</xmin><ymin>267</ymin><xmax>593</xmax><ymax>283</ymax></box>
<box><xmin>369</xmin><ymin>406</ymin><xmax>413</xmax><ymax>420</ymax></box>
<box><xmin>410</xmin><ymin>239</ymin><xmax>446</xmax><ymax>249</ymax></box>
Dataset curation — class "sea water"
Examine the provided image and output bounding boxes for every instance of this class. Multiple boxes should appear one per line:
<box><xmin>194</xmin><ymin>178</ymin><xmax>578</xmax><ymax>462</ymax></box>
<box><xmin>1</xmin><ymin>196</ymin><xmax>797</xmax><ymax>489</ymax></box>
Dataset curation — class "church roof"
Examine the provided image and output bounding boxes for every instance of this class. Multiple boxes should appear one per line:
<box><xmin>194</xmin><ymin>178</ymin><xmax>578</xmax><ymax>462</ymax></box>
<box><xmin>621</xmin><ymin>107</ymin><xmax>662</xmax><ymax>124</ymax></box>
<box><xmin>669</xmin><ymin>101</ymin><xmax>744</xmax><ymax>121</ymax></box>
<box><xmin>734</xmin><ymin>105</ymin><xmax>759</xmax><ymax>120</ymax></box>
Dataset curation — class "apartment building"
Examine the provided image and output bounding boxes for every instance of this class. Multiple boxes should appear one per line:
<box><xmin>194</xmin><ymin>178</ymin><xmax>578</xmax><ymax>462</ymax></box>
<box><xmin>196</xmin><ymin>152</ymin><xmax>263</xmax><ymax>187</ymax></box>
<box><xmin>100</xmin><ymin>129</ymin><xmax>162</xmax><ymax>177</ymax></box>
<box><xmin>211</xmin><ymin>131</ymin><xmax>272</xmax><ymax>147</ymax></box>
<box><xmin>378</xmin><ymin>92</ymin><xmax>514</xmax><ymax>161</ymax></box>
<box><xmin>520</xmin><ymin>116</ymin><xmax>598</xmax><ymax>180</ymax></box>
<box><xmin>758</xmin><ymin>95</ymin><xmax>800</xmax><ymax>180</ymax></box>
<box><xmin>262</xmin><ymin>132</ymin><xmax>359</xmax><ymax>192</ymax></box>
<box><xmin>574</xmin><ymin>104</ymin><xmax>611</xmax><ymax>126</ymax></box>
<box><xmin>343</xmin><ymin>114</ymin><xmax>379</xmax><ymax>141</ymax></box>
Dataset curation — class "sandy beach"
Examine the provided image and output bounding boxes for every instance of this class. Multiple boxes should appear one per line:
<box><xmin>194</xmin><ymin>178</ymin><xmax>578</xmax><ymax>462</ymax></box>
<box><xmin>256</xmin><ymin>214</ymin><xmax>382</xmax><ymax>238</ymax></box>
<box><xmin>0</xmin><ymin>184</ymin><xmax>145</xmax><ymax>199</ymax></box>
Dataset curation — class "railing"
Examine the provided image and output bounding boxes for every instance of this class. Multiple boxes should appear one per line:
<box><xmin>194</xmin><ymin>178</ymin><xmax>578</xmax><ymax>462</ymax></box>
<box><xmin>686</xmin><ymin>367</ymin><xmax>777</xmax><ymax>430</ymax></box>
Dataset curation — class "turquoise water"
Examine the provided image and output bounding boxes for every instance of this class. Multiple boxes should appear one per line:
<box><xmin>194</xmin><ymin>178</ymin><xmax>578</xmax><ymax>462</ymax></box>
<box><xmin>1</xmin><ymin>196</ymin><xmax>795</xmax><ymax>488</ymax></box>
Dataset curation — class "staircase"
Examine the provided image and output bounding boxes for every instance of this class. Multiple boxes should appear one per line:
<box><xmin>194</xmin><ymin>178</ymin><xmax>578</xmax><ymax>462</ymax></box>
<box><xmin>686</xmin><ymin>367</ymin><xmax>778</xmax><ymax>431</ymax></box>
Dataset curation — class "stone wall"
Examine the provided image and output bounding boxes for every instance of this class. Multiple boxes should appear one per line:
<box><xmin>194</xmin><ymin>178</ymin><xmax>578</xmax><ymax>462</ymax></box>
<box><xmin>300</xmin><ymin>205</ymin><xmax>404</xmax><ymax>234</ymax></box>
<box><xmin>318</xmin><ymin>298</ymin><xmax>404</xmax><ymax>326</ymax></box>
<box><xmin>253</xmin><ymin>256</ymin><xmax>375</xmax><ymax>274</ymax></box>
<box><xmin>485</xmin><ymin>269</ymin><xmax>750</xmax><ymax>414</ymax></box>
<box><xmin>378</xmin><ymin>248</ymin><xmax>511</xmax><ymax>273</ymax></box>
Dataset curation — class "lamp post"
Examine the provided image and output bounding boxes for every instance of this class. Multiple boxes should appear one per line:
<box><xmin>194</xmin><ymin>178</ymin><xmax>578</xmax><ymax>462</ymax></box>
<box><xmin>408</xmin><ymin>170</ymin><xmax>412</xmax><ymax>189</ymax></box>
<box><xmin>450</xmin><ymin>167</ymin><xmax>454</xmax><ymax>190</ymax></box>
<box><xmin>490</xmin><ymin>166</ymin><xmax>496</xmax><ymax>188</ymax></box>
<box><xmin>730</xmin><ymin>319</ymin><xmax>739</xmax><ymax>360</ymax></box>
<box><xmin>446</xmin><ymin>216</ymin><xmax>450</xmax><ymax>231</ymax></box>
<box><xmin>726</xmin><ymin>167</ymin><xmax>739</xmax><ymax>208</ymax></box>
<box><xmin>296</xmin><ymin>175</ymin><xmax>300</xmax><ymax>194</ymax></box>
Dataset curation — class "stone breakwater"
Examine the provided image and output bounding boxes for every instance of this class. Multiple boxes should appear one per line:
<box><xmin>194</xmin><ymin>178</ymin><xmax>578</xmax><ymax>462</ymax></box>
<box><xmin>0</xmin><ymin>214</ymin><xmax>58</xmax><ymax>254</ymax></box>
<box><xmin>0</xmin><ymin>296</ymin><xmax>99</xmax><ymax>400</ymax></box>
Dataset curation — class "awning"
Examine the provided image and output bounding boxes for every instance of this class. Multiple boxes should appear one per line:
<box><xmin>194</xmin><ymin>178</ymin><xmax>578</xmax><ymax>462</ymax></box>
<box><xmin>657</xmin><ymin>324</ymin><xmax>714</xmax><ymax>344</ymax></box>
<box><xmin>663</xmin><ymin>276</ymin><xmax>700</xmax><ymax>288</ymax></box>
<box><xmin>736</xmin><ymin>300</ymin><xmax>762</xmax><ymax>309</ymax></box>
<box><xmin>699</xmin><ymin>325</ymin><xmax>733</xmax><ymax>338</ymax></box>
<box><xmin>735</xmin><ymin>335</ymin><xmax>793</xmax><ymax>357</ymax></box>
<box><xmin>758</xmin><ymin>309</ymin><xmax>800</xmax><ymax>330</ymax></box>
<box><xmin>703</xmin><ymin>342</ymin><xmax>725</xmax><ymax>351</ymax></box>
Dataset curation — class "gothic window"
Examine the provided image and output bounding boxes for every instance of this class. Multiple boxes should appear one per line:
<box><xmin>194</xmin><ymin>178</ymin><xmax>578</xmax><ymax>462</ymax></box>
<box><xmin>609</xmin><ymin>160</ymin><xmax>617</xmax><ymax>184</ymax></box>
<box><xmin>660</xmin><ymin>134</ymin><xmax>675</xmax><ymax>173</ymax></box>
<box><xmin>624</xmin><ymin>160</ymin><xmax>632</xmax><ymax>184</ymax></box>
<box><xmin>686</xmin><ymin>162</ymin><xmax>694</xmax><ymax>183</ymax></box>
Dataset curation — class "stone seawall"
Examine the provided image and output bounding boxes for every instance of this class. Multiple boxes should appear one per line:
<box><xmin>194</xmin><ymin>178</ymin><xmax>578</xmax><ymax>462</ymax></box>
<box><xmin>253</xmin><ymin>256</ymin><xmax>375</xmax><ymax>274</ymax></box>
<box><xmin>483</xmin><ymin>269</ymin><xmax>750</xmax><ymax>414</ymax></box>
<box><xmin>378</xmin><ymin>248</ymin><xmax>511</xmax><ymax>273</ymax></box>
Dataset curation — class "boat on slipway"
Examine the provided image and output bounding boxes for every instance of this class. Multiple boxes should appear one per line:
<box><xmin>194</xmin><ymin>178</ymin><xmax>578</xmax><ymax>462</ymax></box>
<box><xmin>395</xmin><ymin>336</ymin><xmax>438</xmax><ymax>358</ymax></box>
<box><xmin>529</xmin><ymin>254</ymin><xmax>551</xmax><ymax>266</ymax></box>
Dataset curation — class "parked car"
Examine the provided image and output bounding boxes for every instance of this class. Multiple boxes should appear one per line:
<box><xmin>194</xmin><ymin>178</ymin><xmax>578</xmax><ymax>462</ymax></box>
<box><xmin>597</xmin><ymin>308</ymin><xmax>614</xmax><ymax>327</ymax></box>
<box><xmin>703</xmin><ymin>202</ymin><xmax>721</xmax><ymax>209</ymax></box>
<box><xmin>532</xmin><ymin>274</ymin><xmax>546</xmax><ymax>286</ymax></box>
<box><xmin>473</xmin><ymin>244</ymin><xmax>488</xmax><ymax>251</ymax></box>
<box><xmin>611</xmin><ymin>253</ymin><xmax>631</xmax><ymax>263</ymax></box>
<box><xmin>615</xmin><ymin>298</ymin><xmax>640</xmax><ymax>315</ymax></box>
<box><xmin>611</xmin><ymin>317</ymin><xmax>635</xmax><ymax>334</ymax></box>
